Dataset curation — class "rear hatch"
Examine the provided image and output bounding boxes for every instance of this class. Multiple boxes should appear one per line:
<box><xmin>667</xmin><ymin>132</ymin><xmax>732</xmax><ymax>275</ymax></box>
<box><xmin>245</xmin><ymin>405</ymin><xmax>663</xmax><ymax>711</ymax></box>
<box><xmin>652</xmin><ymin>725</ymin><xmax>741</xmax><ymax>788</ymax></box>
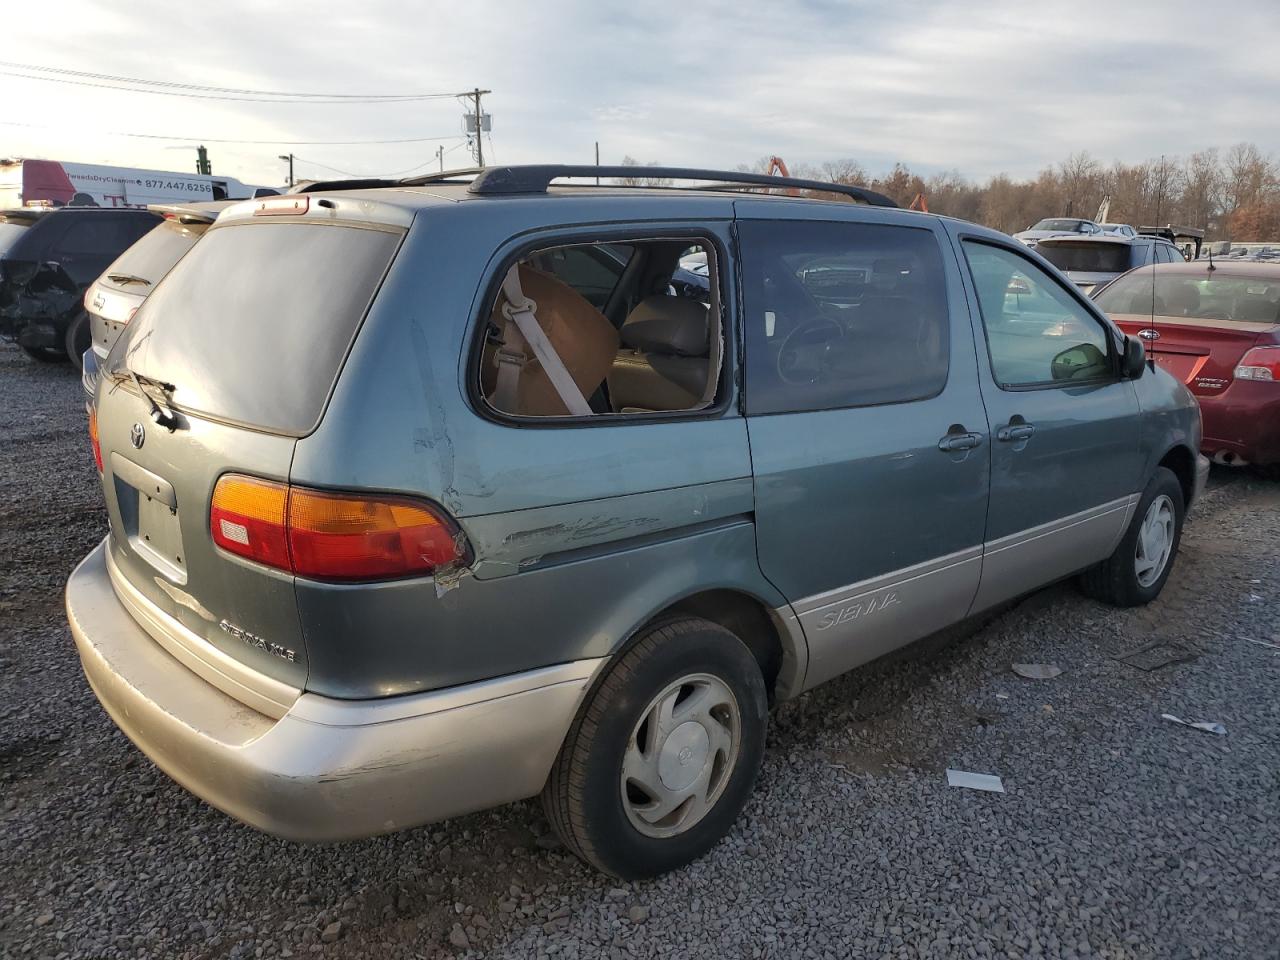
<box><xmin>86</xmin><ymin>203</ymin><xmax>227</xmax><ymax>364</ymax></box>
<box><xmin>98</xmin><ymin>202</ymin><xmax>406</xmax><ymax>695</ymax></box>
<box><xmin>1096</xmin><ymin>266</ymin><xmax>1280</xmax><ymax>396</ymax></box>
<box><xmin>1036</xmin><ymin>237</ymin><xmax>1132</xmax><ymax>296</ymax></box>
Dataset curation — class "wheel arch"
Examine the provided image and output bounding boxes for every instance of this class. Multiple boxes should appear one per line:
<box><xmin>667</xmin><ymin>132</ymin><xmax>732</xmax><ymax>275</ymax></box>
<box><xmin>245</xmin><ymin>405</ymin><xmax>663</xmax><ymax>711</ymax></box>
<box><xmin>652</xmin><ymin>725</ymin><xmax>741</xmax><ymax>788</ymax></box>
<box><xmin>1157</xmin><ymin>442</ymin><xmax>1196</xmax><ymax>509</ymax></box>
<box><xmin>595</xmin><ymin>586</ymin><xmax>807</xmax><ymax>707</ymax></box>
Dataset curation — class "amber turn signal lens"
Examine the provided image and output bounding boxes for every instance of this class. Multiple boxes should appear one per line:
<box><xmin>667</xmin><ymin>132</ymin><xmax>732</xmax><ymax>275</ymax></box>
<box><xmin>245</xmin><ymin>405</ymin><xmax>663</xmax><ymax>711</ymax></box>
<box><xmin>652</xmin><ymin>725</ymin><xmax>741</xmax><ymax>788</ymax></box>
<box><xmin>209</xmin><ymin>474</ymin><xmax>467</xmax><ymax>582</ymax></box>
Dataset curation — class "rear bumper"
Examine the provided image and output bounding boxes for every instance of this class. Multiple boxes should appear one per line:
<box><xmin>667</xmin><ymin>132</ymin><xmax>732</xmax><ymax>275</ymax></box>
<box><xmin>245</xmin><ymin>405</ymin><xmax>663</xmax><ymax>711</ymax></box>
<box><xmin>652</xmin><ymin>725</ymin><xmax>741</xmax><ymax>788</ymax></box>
<box><xmin>67</xmin><ymin>538</ymin><xmax>601</xmax><ymax>841</ymax></box>
<box><xmin>1199</xmin><ymin>388</ymin><xmax>1280</xmax><ymax>465</ymax></box>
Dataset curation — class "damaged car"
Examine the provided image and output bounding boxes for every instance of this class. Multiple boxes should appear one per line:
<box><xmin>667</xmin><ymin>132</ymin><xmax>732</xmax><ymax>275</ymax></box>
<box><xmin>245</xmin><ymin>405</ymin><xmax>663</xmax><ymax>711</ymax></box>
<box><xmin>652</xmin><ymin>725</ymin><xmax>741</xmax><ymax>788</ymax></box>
<box><xmin>67</xmin><ymin>166</ymin><xmax>1207</xmax><ymax>879</ymax></box>
<box><xmin>0</xmin><ymin>205</ymin><xmax>161</xmax><ymax>365</ymax></box>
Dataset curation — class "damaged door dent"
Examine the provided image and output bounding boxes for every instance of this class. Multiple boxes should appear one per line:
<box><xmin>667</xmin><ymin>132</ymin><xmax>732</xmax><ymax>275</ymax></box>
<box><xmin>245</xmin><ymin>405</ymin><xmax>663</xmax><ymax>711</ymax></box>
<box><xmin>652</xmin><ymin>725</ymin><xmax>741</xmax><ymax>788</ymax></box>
<box><xmin>463</xmin><ymin>478</ymin><xmax>754</xmax><ymax>579</ymax></box>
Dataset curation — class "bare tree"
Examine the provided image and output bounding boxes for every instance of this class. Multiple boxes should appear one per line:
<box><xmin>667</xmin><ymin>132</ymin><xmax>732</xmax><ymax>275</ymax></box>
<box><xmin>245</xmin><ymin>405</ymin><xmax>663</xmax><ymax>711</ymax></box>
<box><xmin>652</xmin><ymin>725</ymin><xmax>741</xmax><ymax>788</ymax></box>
<box><xmin>615</xmin><ymin>156</ymin><xmax>674</xmax><ymax>188</ymax></box>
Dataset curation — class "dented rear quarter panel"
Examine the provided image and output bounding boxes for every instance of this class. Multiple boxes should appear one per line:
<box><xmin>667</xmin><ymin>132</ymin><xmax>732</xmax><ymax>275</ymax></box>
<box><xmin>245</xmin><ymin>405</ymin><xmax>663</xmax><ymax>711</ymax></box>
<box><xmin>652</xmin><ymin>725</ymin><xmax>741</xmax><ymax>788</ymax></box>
<box><xmin>289</xmin><ymin>196</ymin><xmax>785</xmax><ymax>699</ymax></box>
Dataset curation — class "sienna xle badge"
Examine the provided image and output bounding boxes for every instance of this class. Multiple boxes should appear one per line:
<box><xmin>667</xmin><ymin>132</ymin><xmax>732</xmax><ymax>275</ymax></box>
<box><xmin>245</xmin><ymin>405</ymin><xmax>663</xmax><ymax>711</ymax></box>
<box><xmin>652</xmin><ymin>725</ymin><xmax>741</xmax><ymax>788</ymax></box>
<box><xmin>67</xmin><ymin>166</ymin><xmax>1208</xmax><ymax>878</ymax></box>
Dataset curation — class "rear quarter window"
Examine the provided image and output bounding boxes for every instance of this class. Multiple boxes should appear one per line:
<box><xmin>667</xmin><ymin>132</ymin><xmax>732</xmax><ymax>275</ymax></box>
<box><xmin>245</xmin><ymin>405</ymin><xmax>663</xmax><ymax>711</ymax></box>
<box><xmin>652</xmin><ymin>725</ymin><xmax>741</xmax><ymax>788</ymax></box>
<box><xmin>107</xmin><ymin>220</ymin><xmax>402</xmax><ymax>435</ymax></box>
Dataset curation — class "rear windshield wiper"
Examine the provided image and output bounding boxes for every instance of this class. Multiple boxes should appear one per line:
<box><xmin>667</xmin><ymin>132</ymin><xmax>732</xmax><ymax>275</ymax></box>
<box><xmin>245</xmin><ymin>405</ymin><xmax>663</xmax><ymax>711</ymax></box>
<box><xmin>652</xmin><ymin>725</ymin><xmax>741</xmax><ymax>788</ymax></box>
<box><xmin>107</xmin><ymin>272</ymin><xmax>151</xmax><ymax>287</ymax></box>
<box><xmin>129</xmin><ymin>370</ymin><xmax>180</xmax><ymax>431</ymax></box>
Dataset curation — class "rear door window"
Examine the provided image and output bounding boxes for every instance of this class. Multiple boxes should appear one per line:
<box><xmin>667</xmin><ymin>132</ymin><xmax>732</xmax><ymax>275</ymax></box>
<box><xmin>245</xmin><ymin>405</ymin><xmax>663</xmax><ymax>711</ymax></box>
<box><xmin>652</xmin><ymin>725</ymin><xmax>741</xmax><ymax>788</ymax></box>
<box><xmin>108</xmin><ymin>221</ymin><xmax>402</xmax><ymax>435</ymax></box>
<box><xmin>739</xmin><ymin>219</ymin><xmax>950</xmax><ymax>414</ymax></box>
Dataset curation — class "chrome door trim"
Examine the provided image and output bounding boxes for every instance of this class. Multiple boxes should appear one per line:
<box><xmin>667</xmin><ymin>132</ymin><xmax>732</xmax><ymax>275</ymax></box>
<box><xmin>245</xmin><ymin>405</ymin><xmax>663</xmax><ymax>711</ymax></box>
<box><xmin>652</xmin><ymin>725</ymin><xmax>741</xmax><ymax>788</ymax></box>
<box><xmin>972</xmin><ymin>493</ymin><xmax>1138</xmax><ymax>613</ymax></box>
<box><xmin>793</xmin><ymin>544</ymin><xmax>983</xmax><ymax>616</ymax></box>
<box><xmin>796</xmin><ymin>545</ymin><xmax>983</xmax><ymax>693</ymax></box>
<box><xmin>790</xmin><ymin>497</ymin><xmax>1140</xmax><ymax>695</ymax></box>
<box><xmin>982</xmin><ymin>494</ymin><xmax>1136</xmax><ymax>557</ymax></box>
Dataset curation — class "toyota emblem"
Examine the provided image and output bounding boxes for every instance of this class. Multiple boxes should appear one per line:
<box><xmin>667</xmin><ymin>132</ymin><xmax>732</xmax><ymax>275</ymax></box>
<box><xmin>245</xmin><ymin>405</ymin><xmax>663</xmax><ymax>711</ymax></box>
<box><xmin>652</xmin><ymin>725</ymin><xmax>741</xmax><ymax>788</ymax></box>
<box><xmin>130</xmin><ymin>422</ymin><xmax>145</xmax><ymax>449</ymax></box>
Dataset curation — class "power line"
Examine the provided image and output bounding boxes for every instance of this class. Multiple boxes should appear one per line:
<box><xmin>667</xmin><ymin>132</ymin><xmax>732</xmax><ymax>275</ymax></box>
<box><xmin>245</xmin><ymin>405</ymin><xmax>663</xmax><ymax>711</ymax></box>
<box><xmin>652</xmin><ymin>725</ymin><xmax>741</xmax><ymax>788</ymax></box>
<box><xmin>294</xmin><ymin>140</ymin><xmax>472</xmax><ymax>180</ymax></box>
<box><xmin>0</xmin><ymin>70</ymin><xmax>465</xmax><ymax>104</ymax></box>
<box><xmin>0</xmin><ymin>119</ymin><xmax>466</xmax><ymax>146</ymax></box>
<box><xmin>0</xmin><ymin>61</ymin><xmax>470</xmax><ymax>101</ymax></box>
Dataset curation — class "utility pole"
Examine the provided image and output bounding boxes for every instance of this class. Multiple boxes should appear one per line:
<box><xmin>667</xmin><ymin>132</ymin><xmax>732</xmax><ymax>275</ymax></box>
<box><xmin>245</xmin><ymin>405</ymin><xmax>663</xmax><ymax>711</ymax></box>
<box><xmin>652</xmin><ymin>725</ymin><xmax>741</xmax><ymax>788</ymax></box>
<box><xmin>195</xmin><ymin>145</ymin><xmax>211</xmax><ymax>175</ymax></box>
<box><xmin>278</xmin><ymin>153</ymin><xmax>294</xmax><ymax>187</ymax></box>
<box><xmin>467</xmin><ymin>88</ymin><xmax>491</xmax><ymax>167</ymax></box>
<box><xmin>595</xmin><ymin>141</ymin><xmax>600</xmax><ymax>185</ymax></box>
<box><xmin>437</xmin><ymin>144</ymin><xmax>444</xmax><ymax>171</ymax></box>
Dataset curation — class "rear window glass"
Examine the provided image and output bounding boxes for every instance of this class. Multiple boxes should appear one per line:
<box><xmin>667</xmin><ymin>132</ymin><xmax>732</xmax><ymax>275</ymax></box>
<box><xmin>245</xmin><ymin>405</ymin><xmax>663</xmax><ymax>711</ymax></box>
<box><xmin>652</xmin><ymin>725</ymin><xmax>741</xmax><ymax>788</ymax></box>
<box><xmin>1096</xmin><ymin>269</ymin><xmax>1280</xmax><ymax>324</ymax></box>
<box><xmin>107</xmin><ymin>221</ymin><xmax>401</xmax><ymax>434</ymax></box>
<box><xmin>1038</xmin><ymin>242</ymin><xmax>1132</xmax><ymax>275</ymax></box>
<box><xmin>53</xmin><ymin>215</ymin><xmax>156</xmax><ymax>257</ymax></box>
<box><xmin>99</xmin><ymin>220</ymin><xmax>203</xmax><ymax>290</ymax></box>
<box><xmin>0</xmin><ymin>222</ymin><xmax>28</xmax><ymax>257</ymax></box>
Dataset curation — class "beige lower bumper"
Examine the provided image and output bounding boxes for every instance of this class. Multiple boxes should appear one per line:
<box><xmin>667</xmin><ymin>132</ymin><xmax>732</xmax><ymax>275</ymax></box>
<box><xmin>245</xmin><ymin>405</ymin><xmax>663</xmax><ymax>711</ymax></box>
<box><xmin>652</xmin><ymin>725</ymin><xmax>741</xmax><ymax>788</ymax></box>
<box><xmin>66</xmin><ymin>539</ymin><xmax>602</xmax><ymax>841</ymax></box>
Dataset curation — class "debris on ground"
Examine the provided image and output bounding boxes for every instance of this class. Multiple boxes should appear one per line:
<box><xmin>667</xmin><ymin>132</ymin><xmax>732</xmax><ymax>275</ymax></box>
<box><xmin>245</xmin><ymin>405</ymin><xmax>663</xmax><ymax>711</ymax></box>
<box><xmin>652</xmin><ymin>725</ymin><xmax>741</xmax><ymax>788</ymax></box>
<box><xmin>1161</xmin><ymin>714</ymin><xmax>1227</xmax><ymax>736</ymax></box>
<box><xmin>1113</xmin><ymin>640</ymin><xmax>1200</xmax><ymax>672</ymax></box>
<box><xmin>946</xmin><ymin>769</ymin><xmax>1005</xmax><ymax>793</ymax></box>
<box><xmin>1012</xmin><ymin>663</ymin><xmax>1062</xmax><ymax>679</ymax></box>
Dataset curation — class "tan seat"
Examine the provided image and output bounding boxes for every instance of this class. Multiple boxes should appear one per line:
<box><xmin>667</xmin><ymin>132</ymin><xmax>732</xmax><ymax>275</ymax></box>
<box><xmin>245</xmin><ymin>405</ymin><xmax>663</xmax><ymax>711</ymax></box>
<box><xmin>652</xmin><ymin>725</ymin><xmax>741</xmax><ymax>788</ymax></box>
<box><xmin>607</xmin><ymin>295</ymin><xmax>711</xmax><ymax>412</ymax></box>
<box><xmin>480</xmin><ymin>264</ymin><xmax>619</xmax><ymax>416</ymax></box>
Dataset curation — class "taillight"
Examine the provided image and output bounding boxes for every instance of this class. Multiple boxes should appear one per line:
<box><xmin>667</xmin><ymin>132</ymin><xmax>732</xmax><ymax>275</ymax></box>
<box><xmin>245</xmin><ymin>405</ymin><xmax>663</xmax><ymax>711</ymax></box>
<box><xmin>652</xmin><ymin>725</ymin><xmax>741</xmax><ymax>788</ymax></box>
<box><xmin>210</xmin><ymin>474</ymin><xmax>467</xmax><ymax>582</ymax></box>
<box><xmin>87</xmin><ymin>404</ymin><xmax>102</xmax><ymax>473</ymax></box>
<box><xmin>1235</xmin><ymin>346</ymin><xmax>1280</xmax><ymax>382</ymax></box>
<box><xmin>211</xmin><ymin>475</ymin><xmax>291</xmax><ymax>571</ymax></box>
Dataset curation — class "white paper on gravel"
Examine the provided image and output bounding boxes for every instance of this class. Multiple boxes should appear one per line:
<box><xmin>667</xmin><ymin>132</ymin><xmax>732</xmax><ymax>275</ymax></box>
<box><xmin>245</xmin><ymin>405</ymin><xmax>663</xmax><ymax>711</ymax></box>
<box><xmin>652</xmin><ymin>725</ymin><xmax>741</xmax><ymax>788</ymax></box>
<box><xmin>946</xmin><ymin>769</ymin><xmax>1005</xmax><ymax>793</ymax></box>
<box><xmin>1161</xmin><ymin>714</ymin><xmax>1227</xmax><ymax>736</ymax></box>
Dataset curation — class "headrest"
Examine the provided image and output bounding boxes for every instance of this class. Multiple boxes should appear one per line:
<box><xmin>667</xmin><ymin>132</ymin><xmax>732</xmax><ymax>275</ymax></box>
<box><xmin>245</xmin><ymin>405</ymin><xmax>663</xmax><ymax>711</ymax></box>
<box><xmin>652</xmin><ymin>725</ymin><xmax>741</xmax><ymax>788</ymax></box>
<box><xmin>1163</xmin><ymin>282</ymin><xmax>1200</xmax><ymax>316</ymax></box>
<box><xmin>620</xmin><ymin>295</ymin><xmax>709</xmax><ymax>357</ymax></box>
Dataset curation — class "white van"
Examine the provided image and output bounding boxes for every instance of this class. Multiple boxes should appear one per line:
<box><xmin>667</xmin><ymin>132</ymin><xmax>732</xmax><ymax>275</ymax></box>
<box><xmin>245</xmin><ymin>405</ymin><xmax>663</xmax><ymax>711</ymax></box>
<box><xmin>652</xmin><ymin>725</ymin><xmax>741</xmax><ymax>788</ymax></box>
<box><xmin>0</xmin><ymin>158</ymin><xmax>267</xmax><ymax>209</ymax></box>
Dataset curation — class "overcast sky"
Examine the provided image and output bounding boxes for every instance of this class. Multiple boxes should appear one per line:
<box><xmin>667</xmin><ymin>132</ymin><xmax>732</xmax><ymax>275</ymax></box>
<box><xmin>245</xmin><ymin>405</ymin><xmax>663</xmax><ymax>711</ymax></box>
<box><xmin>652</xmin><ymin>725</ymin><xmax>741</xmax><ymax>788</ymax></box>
<box><xmin>4</xmin><ymin>0</ymin><xmax>1279</xmax><ymax>190</ymax></box>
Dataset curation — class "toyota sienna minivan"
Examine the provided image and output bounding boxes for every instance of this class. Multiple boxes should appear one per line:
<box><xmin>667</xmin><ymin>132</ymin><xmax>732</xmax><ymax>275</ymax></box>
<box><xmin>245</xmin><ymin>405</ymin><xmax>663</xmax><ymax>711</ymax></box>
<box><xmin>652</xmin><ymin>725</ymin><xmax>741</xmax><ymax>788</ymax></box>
<box><xmin>67</xmin><ymin>166</ymin><xmax>1208</xmax><ymax>879</ymax></box>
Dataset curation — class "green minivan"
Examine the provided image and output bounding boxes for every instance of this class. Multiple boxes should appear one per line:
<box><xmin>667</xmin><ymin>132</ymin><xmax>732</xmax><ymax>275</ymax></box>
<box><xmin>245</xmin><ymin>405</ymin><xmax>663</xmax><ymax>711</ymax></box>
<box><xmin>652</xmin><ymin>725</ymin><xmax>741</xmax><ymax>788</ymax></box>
<box><xmin>66</xmin><ymin>166</ymin><xmax>1207</xmax><ymax>878</ymax></box>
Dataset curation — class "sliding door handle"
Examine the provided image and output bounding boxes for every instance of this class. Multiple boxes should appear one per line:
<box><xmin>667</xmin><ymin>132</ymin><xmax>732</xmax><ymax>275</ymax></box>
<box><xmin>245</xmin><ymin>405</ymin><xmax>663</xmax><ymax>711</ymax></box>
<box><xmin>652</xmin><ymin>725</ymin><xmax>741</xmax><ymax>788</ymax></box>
<box><xmin>938</xmin><ymin>431</ymin><xmax>983</xmax><ymax>452</ymax></box>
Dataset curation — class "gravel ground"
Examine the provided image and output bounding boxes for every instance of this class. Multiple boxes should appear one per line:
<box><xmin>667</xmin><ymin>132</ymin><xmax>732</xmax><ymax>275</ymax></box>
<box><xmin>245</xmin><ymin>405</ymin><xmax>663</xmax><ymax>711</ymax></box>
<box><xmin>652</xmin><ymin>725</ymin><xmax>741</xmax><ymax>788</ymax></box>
<box><xmin>2</xmin><ymin>339</ymin><xmax>1278</xmax><ymax>960</ymax></box>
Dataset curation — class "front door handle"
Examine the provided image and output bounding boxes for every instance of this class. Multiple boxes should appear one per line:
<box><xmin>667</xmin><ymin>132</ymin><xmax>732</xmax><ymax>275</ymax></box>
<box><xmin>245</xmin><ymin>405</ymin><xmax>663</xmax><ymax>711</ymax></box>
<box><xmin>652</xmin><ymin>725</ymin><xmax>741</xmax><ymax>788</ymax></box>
<box><xmin>997</xmin><ymin>422</ymin><xmax>1036</xmax><ymax>442</ymax></box>
<box><xmin>938</xmin><ymin>431</ymin><xmax>983</xmax><ymax>452</ymax></box>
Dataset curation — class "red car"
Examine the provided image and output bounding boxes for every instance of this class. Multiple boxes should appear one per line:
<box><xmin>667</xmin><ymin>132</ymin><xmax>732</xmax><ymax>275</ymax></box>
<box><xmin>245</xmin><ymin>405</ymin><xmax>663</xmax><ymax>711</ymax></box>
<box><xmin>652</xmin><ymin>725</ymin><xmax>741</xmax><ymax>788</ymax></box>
<box><xmin>1096</xmin><ymin>260</ymin><xmax>1280</xmax><ymax>469</ymax></box>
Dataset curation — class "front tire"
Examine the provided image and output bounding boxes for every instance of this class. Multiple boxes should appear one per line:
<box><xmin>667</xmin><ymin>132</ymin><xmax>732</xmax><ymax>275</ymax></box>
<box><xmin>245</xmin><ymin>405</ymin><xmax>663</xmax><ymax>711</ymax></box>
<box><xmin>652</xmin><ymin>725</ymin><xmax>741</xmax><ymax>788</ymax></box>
<box><xmin>542</xmin><ymin>617</ymin><xmax>767</xmax><ymax>879</ymax></box>
<box><xmin>1079</xmin><ymin>466</ymin><xmax>1184</xmax><ymax>606</ymax></box>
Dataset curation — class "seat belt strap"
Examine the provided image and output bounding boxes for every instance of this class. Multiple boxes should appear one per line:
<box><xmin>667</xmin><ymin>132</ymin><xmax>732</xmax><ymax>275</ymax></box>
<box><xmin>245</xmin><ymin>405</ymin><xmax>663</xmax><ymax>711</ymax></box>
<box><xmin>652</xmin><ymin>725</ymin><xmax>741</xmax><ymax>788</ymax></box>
<box><xmin>497</xmin><ymin>266</ymin><xmax>593</xmax><ymax>416</ymax></box>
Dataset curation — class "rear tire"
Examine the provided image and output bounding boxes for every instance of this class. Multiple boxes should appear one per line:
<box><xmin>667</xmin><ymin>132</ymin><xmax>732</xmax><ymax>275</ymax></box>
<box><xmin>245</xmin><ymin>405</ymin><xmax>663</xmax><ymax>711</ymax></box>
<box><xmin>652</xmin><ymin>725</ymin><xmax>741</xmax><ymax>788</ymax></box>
<box><xmin>542</xmin><ymin>617</ymin><xmax>767</xmax><ymax>879</ymax></box>
<box><xmin>20</xmin><ymin>343</ymin><xmax>66</xmax><ymax>363</ymax></box>
<box><xmin>64</xmin><ymin>312</ymin><xmax>91</xmax><ymax>371</ymax></box>
<box><xmin>1079</xmin><ymin>466</ymin><xmax>1184</xmax><ymax>607</ymax></box>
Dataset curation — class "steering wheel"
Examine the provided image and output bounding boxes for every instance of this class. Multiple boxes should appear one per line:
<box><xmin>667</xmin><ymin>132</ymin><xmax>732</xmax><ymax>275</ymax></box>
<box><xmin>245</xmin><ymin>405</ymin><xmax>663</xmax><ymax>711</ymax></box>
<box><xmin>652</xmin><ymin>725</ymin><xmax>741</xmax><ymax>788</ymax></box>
<box><xmin>777</xmin><ymin>317</ymin><xmax>843</xmax><ymax>385</ymax></box>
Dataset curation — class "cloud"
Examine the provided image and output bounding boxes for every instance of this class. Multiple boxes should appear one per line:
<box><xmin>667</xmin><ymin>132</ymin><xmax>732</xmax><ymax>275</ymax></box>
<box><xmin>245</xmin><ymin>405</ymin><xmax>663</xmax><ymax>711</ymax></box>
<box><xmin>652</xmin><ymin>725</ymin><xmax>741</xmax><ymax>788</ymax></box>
<box><xmin>3</xmin><ymin>0</ymin><xmax>1278</xmax><ymax>187</ymax></box>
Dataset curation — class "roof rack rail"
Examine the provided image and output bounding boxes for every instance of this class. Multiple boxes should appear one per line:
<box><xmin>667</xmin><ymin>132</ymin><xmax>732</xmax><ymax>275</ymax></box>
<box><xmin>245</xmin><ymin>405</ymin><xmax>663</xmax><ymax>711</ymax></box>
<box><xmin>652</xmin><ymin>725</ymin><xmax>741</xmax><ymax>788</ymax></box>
<box><xmin>434</xmin><ymin>165</ymin><xmax>897</xmax><ymax>207</ymax></box>
<box><xmin>292</xmin><ymin>178</ymin><xmax>399</xmax><ymax>193</ymax></box>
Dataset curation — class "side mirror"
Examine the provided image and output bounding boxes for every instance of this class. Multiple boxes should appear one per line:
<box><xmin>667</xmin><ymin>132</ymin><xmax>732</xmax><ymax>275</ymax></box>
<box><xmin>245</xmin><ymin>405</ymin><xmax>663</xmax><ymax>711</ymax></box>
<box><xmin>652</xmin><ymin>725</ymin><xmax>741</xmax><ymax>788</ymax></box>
<box><xmin>1121</xmin><ymin>335</ymin><xmax>1146</xmax><ymax>379</ymax></box>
